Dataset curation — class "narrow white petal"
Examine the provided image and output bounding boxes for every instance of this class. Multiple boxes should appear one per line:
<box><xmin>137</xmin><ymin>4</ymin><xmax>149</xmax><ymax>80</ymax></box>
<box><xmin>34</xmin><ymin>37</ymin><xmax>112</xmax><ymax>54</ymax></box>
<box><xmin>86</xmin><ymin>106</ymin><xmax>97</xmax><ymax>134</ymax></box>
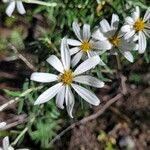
<box><xmin>67</xmin><ymin>39</ymin><xmax>81</xmax><ymax>46</ymax></box>
<box><xmin>6</xmin><ymin>1</ymin><xmax>15</xmax><ymax>17</ymax></box>
<box><xmin>132</xmin><ymin>6</ymin><xmax>140</xmax><ymax>21</ymax></box>
<box><xmin>34</xmin><ymin>83</ymin><xmax>63</xmax><ymax>105</ymax></box>
<box><xmin>121</xmin><ymin>25</ymin><xmax>131</xmax><ymax>33</ymax></box>
<box><xmin>92</xmin><ymin>29</ymin><xmax>107</xmax><ymax>41</ymax></box>
<box><xmin>2</xmin><ymin>0</ymin><xmax>9</xmax><ymax>3</ymax></box>
<box><xmin>0</xmin><ymin>122</ymin><xmax>6</xmax><ymax>129</ymax></box>
<box><xmin>8</xmin><ymin>146</ymin><xmax>14</xmax><ymax>150</ymax></box>
<box><xmin>82</xmin><ymin>24</ymin><xmax>91</xmax><ymax>41</ymax></box>
<box><xmin>16</xmin><ymin>1</ymin><xmax>26</xmax><ymax>15</ymax></box>
<box><xmin>74</xmin><ymin>75</ymin><xmax>104</xmax><ymax>88</ymax></box>
<box><xmin>138</xmin><ymin>31</ymin><xmax>147</xmax><ymax>53</ymax></box>
<box><xmin>143</xmin><ymin>29</ymin><xmax>150</xmax><ymax>38</ymax></box>
<box><xmin>71</xmin><ymin>84</ymin><xmax>100</xmax><ymax>106</ymax></box>
<box><xmin>3</xmin><ymin>136</ymin><xmax>9</xmax><ymax>150</ymax></box>
<box><xmin>73</xmin><ymin>56</ymin><xmax>100</xmax><ymax>76</ymax></box>
<box><xmin>125</xmin><ymin>17</ymin><xmax>134</xmax><ymax>25</ymax></box>
<box><xmin>122</xmin><ymin>51</ymin><xmax>134</xmax><ymax>62</ymax></box>
<box><xmin>46</xmin><ymin>55</ymin><xmax>64</xmax><ymax>73</ymax></box>
<box><xmin>111</xmin><ymin>14</ymin><xmax>119</xmax><ymax>29</ymax></box>
<box><xmin>100</xmin><ymin>19</ymin><xmax>111</xmax><ymax>33</ymax></box>
<box><xmin>69</xmin><ymin>47</ymin><xmax>80</xmax><ymax>55</ymax></box>
<box><xmin>65</xmin><ymin>86</ymin><xmax>75</xmax><ymax>118</ymax></box>
<box><xmin>124</xmin><ymin>30</ymin><xmax>135</xmax><ymax>39</ymax></box>
<box><xmin>30</xmin><ymin>72</ymin><xmax>58</xmax><ymax>83</ymax></box>
<box><xmin>71</xmin><ymin>51</ymin><xmax>83</xmax><ymax>67</ymax></box>
<box><xmin>56</xmin><ymin>86</ymin><xmax>65</xmax><ymax>109</ymax></box>
<box><xmin>92</xmin><ymin>41</ymin><xmax>112</xmax><ymax>50</ymax></box>
<box><xmin>144</xmin><ymin>7</ymin><xmax>150</xmax><ymax>21</ymax></box>
<box><xmin>61</xmin><ymin>38</ymin><xmax>70</xmax><ymax>70</ymax></box>
<box><xmin>73</xmin><ymin>22</ymin><xmax>82</xmax><ymax>41</ymax></box>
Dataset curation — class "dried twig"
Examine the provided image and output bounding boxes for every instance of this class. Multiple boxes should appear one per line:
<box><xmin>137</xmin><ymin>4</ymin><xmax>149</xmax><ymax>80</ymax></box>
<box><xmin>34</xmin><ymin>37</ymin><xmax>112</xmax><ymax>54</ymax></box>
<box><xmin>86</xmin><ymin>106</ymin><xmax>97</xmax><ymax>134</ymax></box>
<box><xmin>49</xmin><ymin>93</ymin><xmax>123</xmax><ymax>145</ymax></box>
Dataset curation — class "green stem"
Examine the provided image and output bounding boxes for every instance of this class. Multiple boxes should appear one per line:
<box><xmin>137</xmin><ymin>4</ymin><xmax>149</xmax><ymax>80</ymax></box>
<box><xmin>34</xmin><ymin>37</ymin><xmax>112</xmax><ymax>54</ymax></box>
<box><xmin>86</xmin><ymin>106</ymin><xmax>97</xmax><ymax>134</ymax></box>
<box><xmin>23</xmin><ymin>0</ymin><xmax>57</xmax><ymax>7</ymax></box>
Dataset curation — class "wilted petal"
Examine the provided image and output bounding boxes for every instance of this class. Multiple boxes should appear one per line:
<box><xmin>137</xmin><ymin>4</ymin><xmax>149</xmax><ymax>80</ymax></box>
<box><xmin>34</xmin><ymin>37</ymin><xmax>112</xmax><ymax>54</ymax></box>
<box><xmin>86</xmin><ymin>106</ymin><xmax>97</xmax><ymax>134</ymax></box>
<box><xmin>34</xmin><ymin>83</ymin><xmax>63</xmax><ymax>105</ymax></box>
<box><xmin>56</xmin><ymin>86</ymin><xmax>65</xmax><ymax>109</ymax></box>
<box><xmin>73</xmin><ymin>56</ymin><xmax>100</xmax><ymax>76</ymax></box>
<box><xmin>6</xmin><ymin>1</ymin><xmax>15</xmax><ymax>17</ymax></box>
<box><xmin>65</xmin><ymin>86</ymin><xmax>75</xmax><ymax>118</ymax></box>
<box><xmin>46</xmin><ymin>55</ymin><xmax>64</xmax><ymax>73</ymax></box>
<box><xmin>71</xmin><ymin>84</ymin><xmax>100</xmax><ymax>106</ymax></box>
<box><xmin>16</xmin><ymin>1</ymin><xmax>26</xmax><ymax>15</ymax></box>
<box><xmin>111</xmin><ymin>14</ymin><xmax>119</xmax><ymax>29</ymax></box>
<box><xmin>74</xmin><ymin>75</ymin><xmax>104</xmax><ymax>88</ymax></box>
<box><xmin>30</xmin><ymin>72</ymin><xmax>58</xmax><ymax>83</ymax></box>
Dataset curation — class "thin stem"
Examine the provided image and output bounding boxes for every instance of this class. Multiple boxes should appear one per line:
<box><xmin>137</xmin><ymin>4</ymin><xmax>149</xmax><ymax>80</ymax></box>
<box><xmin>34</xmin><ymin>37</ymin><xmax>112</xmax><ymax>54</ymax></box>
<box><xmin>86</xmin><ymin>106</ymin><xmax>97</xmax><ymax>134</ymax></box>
<box><xmin>23</xmin><ymin>0</ymin><xmax>57</xmax><ymax>7</ymax></box>
<box><xmin>116</xmin><ymin>54</ymin><xmax>122</xmax><ymax>71</ymax></box>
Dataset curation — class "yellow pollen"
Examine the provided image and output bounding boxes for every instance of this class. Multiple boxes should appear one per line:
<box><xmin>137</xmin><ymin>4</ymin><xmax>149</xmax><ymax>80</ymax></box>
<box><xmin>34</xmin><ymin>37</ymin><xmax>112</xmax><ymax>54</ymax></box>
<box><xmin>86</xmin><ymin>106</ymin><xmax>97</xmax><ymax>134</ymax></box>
<box><xmin>60</xmin><ymin>70</ymin><xmax>73</xmax><ymax>85</ymax></box>
<box><xmin>134</xmin><ymin>19</ymin><xmax>145</xmax><ymax>31</ymax></box>
<box><xmin>80</xmin><ymin>41</ymin><xmax>91</xmax><ymax>52</ymax></box>
<box><xmin>109</xmin><ymin>36</ymin><xmax>120</xmax><ymax>47</ymax></box>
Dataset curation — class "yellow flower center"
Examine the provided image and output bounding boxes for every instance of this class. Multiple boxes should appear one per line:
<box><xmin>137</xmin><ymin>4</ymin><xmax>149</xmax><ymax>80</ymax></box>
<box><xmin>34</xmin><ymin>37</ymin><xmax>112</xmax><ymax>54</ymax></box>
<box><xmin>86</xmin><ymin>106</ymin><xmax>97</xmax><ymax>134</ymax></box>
<box><xmin>109</xmin><ymin>36</ymin><xmax>120</xmax><ymax>47</ymax></box>
<box><xmin>80</xmin><ymin>41</ymin><xmax>91</xmax><ymax>52</ymax></box>
<box><xmin>134</xmin><ymin>19</ymin><xmax>145</xmax><ymax>31</ymax></box>
<box><xmin>60</xmin><ymin>70</ymin><xmax>74</xmax><ymax>85</ymax></box>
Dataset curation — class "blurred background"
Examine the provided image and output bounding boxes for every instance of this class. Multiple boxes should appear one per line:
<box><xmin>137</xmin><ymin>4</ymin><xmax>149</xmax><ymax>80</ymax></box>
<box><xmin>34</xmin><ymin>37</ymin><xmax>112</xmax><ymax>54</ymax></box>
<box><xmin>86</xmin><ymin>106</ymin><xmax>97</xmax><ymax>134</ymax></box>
<box><xmin>0</xmin><ymin>0</ymin><xmax>149</xmax><ymax>149</ymax></box>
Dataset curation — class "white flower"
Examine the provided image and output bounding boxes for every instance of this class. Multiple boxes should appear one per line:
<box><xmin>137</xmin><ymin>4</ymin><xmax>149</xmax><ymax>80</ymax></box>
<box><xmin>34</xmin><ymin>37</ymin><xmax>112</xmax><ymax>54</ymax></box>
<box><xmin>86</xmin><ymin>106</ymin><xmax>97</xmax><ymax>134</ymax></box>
<box><xmin>0</xmin><ymin>122</ymin><xmax>6</xmax><ymax>129</ymax></box>
<box><xmin>121</xmin><ymin>6</ymin><xmax>150</xmax><ymax>53</ymax></box>
<box><xmin>30</xmin><ymin>38</ymin><xmax>104</xmax><ymax>118</ymax></box>
<box><xmin>67</xmin><ymin>22</ymin><xmax>112</xmax><ymax>67</ymax></box>
<box><xmin>0</xmin><ymin>136</ymin><xmax>28</xmax><ymax>150</ymax></box>
<box><xmin>3</xmin><ymin>0</ymin><xmax>26</xmax><ymax>17</ymax></box>
<box><xmin>92</xmin><ymin>14</ymin><xmax>135</xmax><ymax>62</ymax></box>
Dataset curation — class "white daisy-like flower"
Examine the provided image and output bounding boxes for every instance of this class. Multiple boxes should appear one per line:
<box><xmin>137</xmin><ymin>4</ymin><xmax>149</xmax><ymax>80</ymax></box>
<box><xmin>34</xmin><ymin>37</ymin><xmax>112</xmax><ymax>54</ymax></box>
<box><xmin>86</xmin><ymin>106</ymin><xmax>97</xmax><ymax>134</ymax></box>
<box><xmin>0</xmin><ymin>122</ymin><xmax>6</xmax><ymax>129</ymax></box>
<box><xmin>0</xmin><ymin>136</ymin><xmax>28</xmax><ymax>150</ymax></box>
<box><xmin>3</xmin><ymin>0</ymin><xmax>26</xmax><ymax>17</ymax></box>
<box><xmin>30</xmin><ymin>38</ymin><xmax>104</xmax><ymax>118</ymax></box>
<box><xmin>67</xmin><ymin>21</ymin><xmax>112</xmax><ymax>67</ymax></box>
<box><xmin>92</xmin><ymin>14</ymin><xmax>135</xmax><ymax>62</ymax></box>
<box><xmin>121</xmin><ymin>6</ymin><xmax>150</xmax><ymax>53</ymax></box>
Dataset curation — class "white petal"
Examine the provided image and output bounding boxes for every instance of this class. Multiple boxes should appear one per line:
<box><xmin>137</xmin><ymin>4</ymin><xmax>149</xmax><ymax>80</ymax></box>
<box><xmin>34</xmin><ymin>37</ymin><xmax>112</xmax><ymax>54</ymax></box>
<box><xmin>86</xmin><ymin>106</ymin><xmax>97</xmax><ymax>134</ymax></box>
<box><xmin>8</xmin><ymin>146</ymin><xmax>14</xmax><ymax>150</ymax></box>
<box><xmin>92</xmin><ymin>41</ymin><xmax>112</xmax><ymax>50</ymax></box>
<box><xmin>46</xmin><ymin>55</ymin><xmax>64</xmax><ymax>73</ymax></box>
<box><xmin>2</xmin><ymin>0</ymin><xmax>9</xmax><ymax>3</ymax></box>
<box><xmin>71</xmin><ymin>84</ymin><xmax>100</xmax><ymax>106</ymax></box>
<box><xmin>34</xmin><ymin>83</ymin><xmax>63</xmax><ymax>105</ymax></box>
<box><xmin>0</xmin><ymin>122</ymin><xmax>6</xmax><ymax>129</ymax></box>
<box><xmin>65</xmin><ymin>86</ymin><xmax>75</xmax><ymax>118</ymax></box>
<box><xmin>100</xmin><ymin>19</ymin><xmax>111</xmax><ymax>33</ymax></box>
<box><xmin>121</xmin><ymin>25</ymin><xmax>131</xmax><ymax>33</ymax></box>
<box><xmin>132</xmin><ymin>6</ymin><xmax>140</xmax><ymax>21</ymax></box>
<box><xmin>144</xmin><ymin>7</ymin><xmax>150</xmax><ymax>21</ymax></box>
<box><xmin>124</xmin><ymin>30</ymin><xmax>135</xmax><ymax>39</ymax></box>
<box><xmin>92</xmin><ymin>29</ymin><xmax>107</xmax><ymax>41</ymax></box>
<box><xmin>30</xmin><ymin>72</ymin><xmax>58</xmax><ymax>83</ymax></box>
<box><xmin>122</xmin><ymin>51</ymin><xmax>134</xmax><ymax>62</ymax></box>
<box><xmin>82</xmin><ymin>24</ymin><xmax>91</xmax><ymax>41</ymax></box>
<box><xmin>138</xmin><ymin>31</ymin><xmax>147</xmax><ymax>53</ymax></box>
<box><xmin>111</xmin><ymin>14</ymin><xmax>119</xmax><ymax>29</ymax></box>
<box><xmin>71</xmin><ymin>51</ymin><xmax>83</xmax><ymax>67</ymax></box>
<box><xmin>56</xmin><ymin>86</ymin><xmax>65</xmax><ymax>109</ymax></box>
<box><xmin>73</xmin><ymin>56</ymin><xmax>100</xmax><ymax>76</ymax></box>
<box><xmin>74</xmin><ymin>75</ymin><xmax>104</xmax><ymax>88</ymax></box>
<box><xmin>67</xmin><ymin>39</ymin><xmax>81</xmax><ymax>46</ymax></box>
<box><xmin>69</xmin><ymin>47</ymin><xmax>80</xmax><ymax>55</ymax></box>
<box><xmin>3</xmin><ymin>136</ymin><xmax>9</xmax><ymax>150</ymax></box>
<box><xmin>125</xmin><ymin>17</ymin><xmax>134</xmax><ymax>25</ymax></box>
<box><xmin>73</xmin><ymin>22</ymin><xmax>82</xmax><ymax>41</ymax></box>
<box><xmin>16</xmin><ymin>1</ymin><xmax>26</xmax><ymax>15</ymax></box>
<box><xmin>143</xmin><ymin>29</ymin><xmax>150</xmax><ymax>38</ymax></box>
<box><xmin>61</xmin><ymin>38</ymin><xmax>70</xmax><ymax>70</ymax></box>
<box><xmin>6</xmin><ymin>1</ymin><xmax>15</xmax><ymax>17</ymax></box>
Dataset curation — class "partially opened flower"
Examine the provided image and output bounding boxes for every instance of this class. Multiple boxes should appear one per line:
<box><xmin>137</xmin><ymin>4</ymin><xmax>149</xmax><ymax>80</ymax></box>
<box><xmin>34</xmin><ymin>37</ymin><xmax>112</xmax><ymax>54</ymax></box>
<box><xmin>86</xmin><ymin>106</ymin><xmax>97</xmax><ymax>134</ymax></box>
<box><xmin>92</xmin><ymin>14</ymin><xmax>135</xmax><ymax>62</ymax></box>
<box><xmin>0</xmin><ymin>122</ymin><xmax>6</xmax><ymax>129</ymax></box>
<box><xmin>3</xmin><ymin>0</ymin><xmax>26</xmax><ymax>17</ymax></box>
<box><xmin>67</xmin><ymin>22</ymin><xmax>112</xmax><ymax>67</ymax></box>
<box><xmin>121</xmin><ymin>6</ymin><xmax>150</xmax><ymax>53</ymax></box>
<box><xmin>31</xmin><ymin>38</ymin><xmax>104</xmax><ymax>118</ymax></box>
<box><xmin>0</xmin><ymin>136</ymin><xmax>28</xmax><ymax>150</ymax></box>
